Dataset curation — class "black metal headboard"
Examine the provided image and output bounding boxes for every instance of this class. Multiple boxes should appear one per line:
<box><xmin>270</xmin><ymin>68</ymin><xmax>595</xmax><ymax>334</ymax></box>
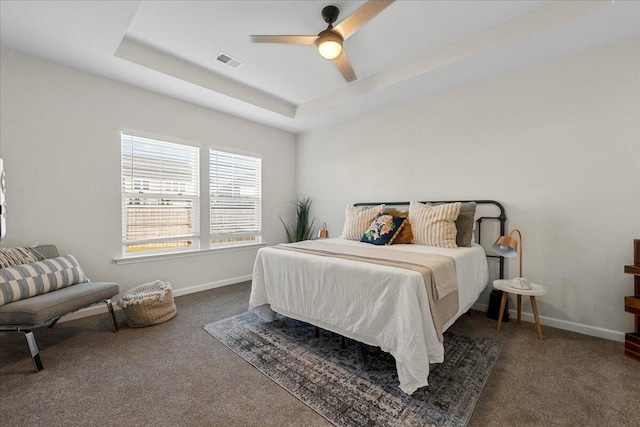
<box><xmin>353</xmin><ymin>200</ymin><xmax>507</xmax><ymax>279</ymax></box>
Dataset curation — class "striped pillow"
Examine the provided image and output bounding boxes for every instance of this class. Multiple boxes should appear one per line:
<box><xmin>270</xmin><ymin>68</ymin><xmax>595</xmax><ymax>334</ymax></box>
<box><xmin>409</xmin><ymin>201</ymin><xmax>461</xmax><ymax>248</ymax></box>
<box><xmin>339</xmin><ymin>204</ymin><xmax>385</xmax><ymax>240</ymax></box>
<box><xmin>0</xmin><ymin>255</ymin><xmax>88</xmax><ymax>306</ymax></box>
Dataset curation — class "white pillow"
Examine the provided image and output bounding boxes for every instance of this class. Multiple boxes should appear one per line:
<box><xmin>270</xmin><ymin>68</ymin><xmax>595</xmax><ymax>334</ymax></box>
<box><xmin>339</xmin><ymin>204</ymin><xmax>385</xmax><ymax>240</ymax></box>
<box><xmin>409</xmin><ymin>201</ymin><xmax>461</xmax><ymax>248</ymax></box>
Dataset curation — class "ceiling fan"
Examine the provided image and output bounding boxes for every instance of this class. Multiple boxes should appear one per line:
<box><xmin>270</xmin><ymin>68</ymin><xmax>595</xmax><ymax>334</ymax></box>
<box><xmin>250</xmin><ymin>1</ymin><xmax>395</xmax><ymax>83</ymax></box>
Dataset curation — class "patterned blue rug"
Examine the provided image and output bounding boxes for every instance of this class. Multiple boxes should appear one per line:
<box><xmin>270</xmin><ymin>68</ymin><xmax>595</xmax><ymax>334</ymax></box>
<box><xmin>204</xmin><ymin>312</ymin><xmax>501</xmax><ymax>427</ymax></box>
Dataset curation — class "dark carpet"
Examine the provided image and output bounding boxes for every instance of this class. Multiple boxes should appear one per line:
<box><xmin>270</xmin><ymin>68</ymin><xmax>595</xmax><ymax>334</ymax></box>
<box><xmin>2</xmin><ymin>282</ymin><xmax>640</xmax><ymax>426</ymax></box>
<box><xmin>205</xmin><ymin>312</ymin><xmax>501</xmax><ymax>427</ymax></box>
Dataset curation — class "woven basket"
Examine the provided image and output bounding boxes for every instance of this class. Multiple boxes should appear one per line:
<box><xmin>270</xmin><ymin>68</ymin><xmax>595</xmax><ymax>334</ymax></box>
<box><xmin>118</xmin><ymin>280</ymin><xmax>177</xmax><ymax>328</ymax></box>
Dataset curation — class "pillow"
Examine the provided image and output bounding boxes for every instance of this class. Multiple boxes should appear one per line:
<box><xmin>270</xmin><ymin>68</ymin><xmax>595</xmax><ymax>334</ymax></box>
<box><xmin>409</xmin><ymin>201</ymin><xmax>461</xmax><ymax>248</ymax></box>
<box><xmin>0</xmin><ymin>255</ymin><xmax>88</xmax><ymax>306</ymax></box>
<box><xmin>339</xmin><ymin>204</ymin><xmax>385</xmax><ymax>240</ymax></box>
<box><xmin>386</xmin><ymin>209</ymin><xmax>413</xmax><ymax>244</ymax></box>
<box><xmin>361</xmin><ymin>214</ymin><xmax>406</xmax><ymax>245</ymax></box>
<box><xmin>454</xmin><ymin>202</ymin><xmax>477</xmax><ymax>247</ymax></box>
<box><xmin>422</xmin><ymin>202</ymin><xmax>477</xmax><ymax>247</ymax></box>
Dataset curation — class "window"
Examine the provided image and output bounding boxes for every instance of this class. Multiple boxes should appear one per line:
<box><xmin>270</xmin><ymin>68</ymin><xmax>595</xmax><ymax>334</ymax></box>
<box><xmin>120</xmin><ymin>134</ymin><xmax>262</xmax><ymax>258</ymax></box>
<box><xmin>210</xmin><ymin>149</ymin><xmax>262</xmax><ymax>244</ymax></box>
<box><xmin>121</xmin><ymin>134</ymin><xmax>199</xmax><ymax>254</ymax></box>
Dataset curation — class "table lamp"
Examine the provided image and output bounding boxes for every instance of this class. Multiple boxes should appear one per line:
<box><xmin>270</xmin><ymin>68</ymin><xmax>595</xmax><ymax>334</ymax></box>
<box><xmin>493</xmin><ymin>229</ymin><xmax>531</xmax><ymax>290</ymax></box>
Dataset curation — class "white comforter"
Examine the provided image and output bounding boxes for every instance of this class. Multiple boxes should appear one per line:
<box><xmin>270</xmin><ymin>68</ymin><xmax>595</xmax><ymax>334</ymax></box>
<box><xmin>249</xmin><ymin>238</ymin><xmax>488</xmax><ymax>394</ymax></box>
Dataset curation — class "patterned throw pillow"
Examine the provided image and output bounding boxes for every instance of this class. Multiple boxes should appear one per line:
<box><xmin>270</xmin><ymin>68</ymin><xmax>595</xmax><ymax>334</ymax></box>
<box><xmin>339</xmin><ymin>204</ymin><xmax>385</xmax><ymax>240</ymax></box>
<box><xmin>409</xmin><ymin>201</ymin><xmax>461</xmax><ymax>248</ymax></box>
<box><xmin>361</xmin><ymin>214</ymin><xmax>406</xmax><ymax>245</ymax></box>
<box><xmin>386</xmin><ymin>209</ymin><xmax>413</xmax><ymax>244</ymax></box>
<box><xmin>0</xmin><ymin>255</ymin><xmax>88</xmax><ymax>306</ymax></box>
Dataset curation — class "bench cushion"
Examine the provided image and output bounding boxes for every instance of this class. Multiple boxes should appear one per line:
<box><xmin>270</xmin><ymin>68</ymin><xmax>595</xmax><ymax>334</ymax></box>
<box><xmin>0</xmin><ymin>282</ymin><xmax>119</xmax><ymax>325</ymax></box>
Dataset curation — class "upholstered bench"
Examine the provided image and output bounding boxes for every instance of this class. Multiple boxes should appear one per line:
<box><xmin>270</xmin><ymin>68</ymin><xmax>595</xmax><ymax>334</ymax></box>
<box><xmin>0</xmin><ymin>245</ymin><xmax>119</xmax><ymax>372</ymax></box>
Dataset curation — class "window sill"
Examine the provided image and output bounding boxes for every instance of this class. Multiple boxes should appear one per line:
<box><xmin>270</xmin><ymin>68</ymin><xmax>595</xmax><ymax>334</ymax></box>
<box><xmin>113</xmin><ymin>242</ymin><xmax>266</xmax><ymax>265</ymax></box>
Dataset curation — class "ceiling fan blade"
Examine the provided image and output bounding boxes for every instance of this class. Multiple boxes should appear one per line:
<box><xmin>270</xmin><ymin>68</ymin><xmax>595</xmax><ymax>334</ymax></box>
<box><xmin>332</xmin><ymin>50</ymin><xmax>357</xmax><ymax>82</ymax></box>
<box><xmin>250</xmin><ymin>35</ymin><xmax>317</xmax><ymax>45</ymax></box>
<box><xmin>334</xmin><ymin>0</ymin><xmax>395</xmax><ymax>40</ymax></box>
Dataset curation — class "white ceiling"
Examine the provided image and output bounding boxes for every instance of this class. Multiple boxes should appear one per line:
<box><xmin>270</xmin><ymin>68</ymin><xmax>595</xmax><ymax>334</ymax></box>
<box><xmin>1</xmin><ymin>1</ymin><xmax>639</xmax><ymax>134</ymax></box>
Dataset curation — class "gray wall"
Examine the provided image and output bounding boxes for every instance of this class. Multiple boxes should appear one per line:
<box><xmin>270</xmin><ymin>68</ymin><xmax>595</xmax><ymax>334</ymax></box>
<box><xmin>296</xmin><ymin>37</ymin><xmax>640</xmax><ymax>340</ymax></box>
<box><xmin>2</xmin><ymin>36</ymin><xmax>639</xmax><ymax>340</ymax></box>
<box><xmin>0</xmin><ymin>48</ymin><xmax>297</xmax><ymax>296</ymax></box>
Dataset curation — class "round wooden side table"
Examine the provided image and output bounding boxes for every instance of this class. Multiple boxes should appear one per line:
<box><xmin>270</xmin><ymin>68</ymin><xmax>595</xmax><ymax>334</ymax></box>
<box><xmin>493</xmin><ymin>279</ymin><xmax>548</xmax><ymax>340</ymax></box>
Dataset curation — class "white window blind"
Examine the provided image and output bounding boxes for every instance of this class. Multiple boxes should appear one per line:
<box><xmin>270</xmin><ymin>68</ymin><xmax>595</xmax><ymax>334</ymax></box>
<box><xmin>121</xmin><ymin>134</ymin><xmax>199</xmax><ymax>253</ymax></box>
<box><xmin>209</xmin><ymin>149</ymin><xmax>262</xmax><ymax>242</ymax></box>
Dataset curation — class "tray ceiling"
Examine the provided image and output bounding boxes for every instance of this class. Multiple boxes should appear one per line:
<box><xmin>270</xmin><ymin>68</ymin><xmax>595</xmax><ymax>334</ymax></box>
<box><xmin>1</xmin><ymin>1</ymin><xmax>639</xmax><ymax>133</ymax></box>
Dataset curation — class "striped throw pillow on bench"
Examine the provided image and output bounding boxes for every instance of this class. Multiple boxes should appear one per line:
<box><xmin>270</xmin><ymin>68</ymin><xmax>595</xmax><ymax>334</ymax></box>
<box><xmin>0</xmin><ymin>255</ymin><xmax>88</xmax><ymax>306</ymax></box>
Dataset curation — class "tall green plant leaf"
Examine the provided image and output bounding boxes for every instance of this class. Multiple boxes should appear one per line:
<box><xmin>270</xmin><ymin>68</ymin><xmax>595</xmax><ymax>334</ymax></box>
<box><xmin>280</xmin><ymin>196</ymin><xmax>317</xmax><ymax>243</ymax></box>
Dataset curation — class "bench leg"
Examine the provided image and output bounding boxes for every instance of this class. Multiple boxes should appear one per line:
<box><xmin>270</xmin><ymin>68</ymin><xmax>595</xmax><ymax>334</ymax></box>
<box><xmin>105</xmin><ymin>299</ymin><xmax>118</xmax><ymax>333</ymax></box>
<box><xmin>22</xmin><ymin>330</ymin><xmax>43</xmax><ymax>373</ymax></box>
<box><xmin>47</xmin><ymin>317</ymin><xmax>61</xmax><ymax>329</ymax></box>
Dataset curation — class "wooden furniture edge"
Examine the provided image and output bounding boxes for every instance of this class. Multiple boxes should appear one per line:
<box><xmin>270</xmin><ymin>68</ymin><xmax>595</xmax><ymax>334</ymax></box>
<box><xmin>625</xmin><ymin>333</ymin><xmax>640</xmax><ymax>362</ymax></box>
<box><xmin>624</xmin><ymin>240</ymin><xmax>640</xmax><ymax>362</ymax></box>
<box><xmin>624</xmin><ymin>265</ymin><xmax>640</xmax><ymax>275</ymax></box>
<box><xmin>625</xmin><ymin>296</ymin><xmax>640</xmax><ymax>315</ymax></box>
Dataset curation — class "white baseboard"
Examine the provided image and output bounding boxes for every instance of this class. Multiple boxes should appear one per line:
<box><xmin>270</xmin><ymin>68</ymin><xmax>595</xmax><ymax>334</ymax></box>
<box><xmin>59</xmin><ymin>275</ymin><xmax>252</xmax><ymax>323</ymax></box>
<box><xmin>171</xmin><ymin>275</ymin><xmax>252</xmax><ymax>298</ymax></box>
<box><xmin>59</xmin><ymin>278</ymin><xmax>626</xmax><ymax>343</ymax></box>
<box><xmin>471</xmin><ymin>302</ymin><xmax>625</xmax><ymax>342</ymax></box>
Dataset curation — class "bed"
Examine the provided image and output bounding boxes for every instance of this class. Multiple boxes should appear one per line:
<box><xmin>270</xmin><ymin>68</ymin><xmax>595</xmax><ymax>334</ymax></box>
<box><xmin>249</xmin><ymin>200</ymin><xmax>506</xmax><ymax>394</ymax></box>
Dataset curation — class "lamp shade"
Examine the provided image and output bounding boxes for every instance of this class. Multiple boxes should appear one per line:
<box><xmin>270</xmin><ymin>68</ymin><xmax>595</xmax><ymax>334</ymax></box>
<box><xmin>315</xmin><ymin>30</ymin><xmax>343</xmax><ymax>60</ymax></box>
<box><xmin>493</xmin><ymin>235</ymin><xmax>518</xmax><ymax>257</ymax></box>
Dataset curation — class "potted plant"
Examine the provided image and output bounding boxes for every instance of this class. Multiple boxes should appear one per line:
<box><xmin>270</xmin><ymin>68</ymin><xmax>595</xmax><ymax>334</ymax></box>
<box><xmin>280</xmin><ymin>196</ymin><xmax>317</xmax><ymax>242</ymax></box>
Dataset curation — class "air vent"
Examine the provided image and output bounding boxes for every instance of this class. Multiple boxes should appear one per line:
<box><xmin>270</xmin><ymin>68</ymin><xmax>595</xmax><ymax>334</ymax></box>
<box><xmin>215</xmin><ymin>52</ymin><xmax>245</xmax><ymax>70</ymax></box>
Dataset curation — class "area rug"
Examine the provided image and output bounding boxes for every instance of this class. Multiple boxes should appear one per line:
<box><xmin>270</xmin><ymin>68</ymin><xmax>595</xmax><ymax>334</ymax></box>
<box><xmin>204</xmin><ymin>312</ymin><xmax>501</xmax><ymax>427</ymax></box>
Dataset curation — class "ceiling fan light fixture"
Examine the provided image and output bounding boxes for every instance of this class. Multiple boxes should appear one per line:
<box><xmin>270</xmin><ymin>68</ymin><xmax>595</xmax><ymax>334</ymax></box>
<box><xmin>318</xmin><ymin>40</ymin><xmax>342</xmax><ymax>59</ymax></box>
<box><xmin>316</xmin><ymin>30</ymin><xmax>343</xmax><ymax>60</ymax></box>
<box><xmin>251</xmin><ymin>1</ymin><xmax>396</xmax><ymax>81</ymax></box>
